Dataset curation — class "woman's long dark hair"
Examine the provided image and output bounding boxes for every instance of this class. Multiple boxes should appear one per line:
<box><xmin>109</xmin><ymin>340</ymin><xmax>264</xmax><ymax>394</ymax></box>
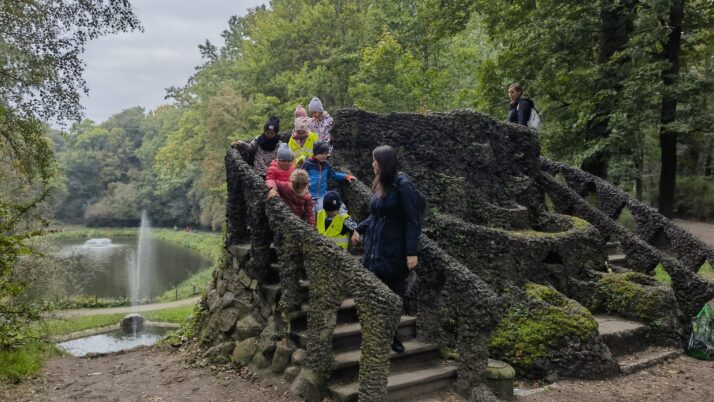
<box><xmin>371</xmin><ymin>145</ymin><xmax>399</xmax><ymax>198</ymax></box>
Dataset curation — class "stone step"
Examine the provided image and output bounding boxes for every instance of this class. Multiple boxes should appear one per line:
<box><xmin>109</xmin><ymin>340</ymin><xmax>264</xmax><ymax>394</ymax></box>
<box><xmin>226</xmin><ymin>243</ymin><xmax>278</xmax><ymax>263</ymax></box>
<box><xmin>289</xmin><ymin>298</ymin><xmax>358</xmax><ymax>332</ymax></box>
<box><xmin>291</xmin><ymin>316</ymin><xmax>417</xmax><ymax>352</ymax></box>
<box><xmin>331</xmin><ymin>339</ymin><xmax>440</xmax><ymax>383</ymax></box>
<box><xmin>608</xmin><ymin>254</ymin><xmax>626</xmax><ymax>265</ymax></box>
<box><xmin>329</xmin><ymin>363</ymin><xmax>457</xmax><ymax>402</ymax></box>
<box><xmin>618</xmin><ymin>346</ymin><xmax>682</xmax><ymax>375</ymax></box>
<box><xmin>606</xmin><ymin>241</ymin><xmax>622</xmax><ymax>255</ymax></box>
<box><xmin>595</xmin><ymin>315</ymin><xmax>649</xmax><ymax>357</ymax></box>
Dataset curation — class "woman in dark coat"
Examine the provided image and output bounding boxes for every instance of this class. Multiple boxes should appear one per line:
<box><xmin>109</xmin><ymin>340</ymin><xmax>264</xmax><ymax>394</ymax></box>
<box><xmin>507</xmin><ymin>82</ymin><xmax>534</xmax><ymax>126</ymax></box>
<box><xmin>351</xmin><ymin>145</ymin><xmax>420</xmax><ymax>353</ymax></box>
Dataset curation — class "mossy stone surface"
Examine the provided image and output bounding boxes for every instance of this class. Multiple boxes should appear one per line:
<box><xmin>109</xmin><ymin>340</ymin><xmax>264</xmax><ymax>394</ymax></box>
<box><xmin>489</xmin><ymin>283</ymin><xmax>613</xmax><ymax>378</ymax></box>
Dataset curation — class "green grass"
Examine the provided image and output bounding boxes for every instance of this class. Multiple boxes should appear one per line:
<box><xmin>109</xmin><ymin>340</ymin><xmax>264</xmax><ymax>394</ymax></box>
<box><xmin>0</xmin><ymin>341</ymin><xmax>62</xmax><ymax>383</ymax></box>
<box><xmin>43</xmin><ymin>314</ymin><xmax>125</xmax><ymax>337</ymax></box>
<box><xmin>42</xmin><ymin>305</ymin><xmax>195</xmax><ymax>337</ymax></box>
<box><xmin>652</xmin><ymin>263</ymin><xmax>672</xmax><ymax>285</ymax></box>
<box><xmin>142</xmin><ymin>305</ymin><xmax>194</xmax><ymax>323</ymax></box>
<box><xmin>155</xmin><ymin>268</ymin><xmax>213</xmax><ymax>302</ymax></box>
<box><xmin>698</xmin><ymin>260</ymin><xmax>714</xmax><ymax>283</ymax></box>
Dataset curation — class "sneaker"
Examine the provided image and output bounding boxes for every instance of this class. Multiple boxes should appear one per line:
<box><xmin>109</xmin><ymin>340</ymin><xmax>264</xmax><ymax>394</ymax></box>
<box><xmin>391</xmin><ymin>337</ymin><xmax>405</xmax><ymax>353</ymax></box>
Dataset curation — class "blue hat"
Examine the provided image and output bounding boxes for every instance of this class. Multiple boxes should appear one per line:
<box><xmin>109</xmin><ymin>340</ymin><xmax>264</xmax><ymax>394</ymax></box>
<box><xmin>323</xmin><ymin>191</ymin><xmax>341</xmax><ymax>212</ymax></box>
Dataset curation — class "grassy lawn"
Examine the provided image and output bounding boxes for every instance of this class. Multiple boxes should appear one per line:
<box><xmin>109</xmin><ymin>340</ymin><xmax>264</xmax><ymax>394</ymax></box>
<box><xmin>0</xmin><ymin>341</ymin><xmax>62</xmax><ymax>384</ymax></box>
<box><xmin>42</xmin><ymin>305</ymin><xmax>195</xmax><ymax>337</ymax></box>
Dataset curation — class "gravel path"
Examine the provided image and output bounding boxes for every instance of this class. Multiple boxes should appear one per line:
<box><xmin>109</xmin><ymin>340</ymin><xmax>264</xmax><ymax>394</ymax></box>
<box><xmin>0</xmin><ymin>346</ymin><xmax>298</xmax><ymax>402</ymax></box>
<box><xmin>675</xmin><ymin>219</ymin><xmax>714</xmax><ymax>247</ymax></box>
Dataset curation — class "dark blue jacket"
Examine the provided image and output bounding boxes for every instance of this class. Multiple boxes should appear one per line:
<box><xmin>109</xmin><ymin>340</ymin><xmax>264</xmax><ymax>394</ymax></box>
<box><xmin>356</xmin><ymin>174</ymin><xmax>420</xmax><ymax>281</ymax></box>
<box><xmin>301</xmin><ymin>157</ymin><xmax>349</xmax><ymax>200</ymax></box>
<box><xmin>508</xmin><ymin>96</ymin><xmax>533</xmax><ymax>126</ymax></box>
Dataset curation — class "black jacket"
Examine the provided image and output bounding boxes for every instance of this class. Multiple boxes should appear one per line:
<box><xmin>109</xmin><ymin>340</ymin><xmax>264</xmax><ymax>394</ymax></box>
<box><xmin>508</xmin><ymin>96</ymin><xmax>533</xmax><ymax>126</ymax></box>
<box><xmin>356</xmin><ymin>175</ymin><xmax>420</xmax><ymax>281</ymax></box>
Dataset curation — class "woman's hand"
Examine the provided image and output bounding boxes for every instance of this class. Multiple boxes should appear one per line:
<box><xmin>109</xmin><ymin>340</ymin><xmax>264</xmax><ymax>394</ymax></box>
<box><xmin>406</xmin><ymin>256</ymin><xmax>418</xmax><ymax>270</ymax></box>
<box><xmin>351</xmin><ymin>231</ymin><xmax>361</xmax><ymax>245</ymax></box>
<box><xmin>267</xmin><ymin>188</ymin><xmax>279</xmax><ymax>199</ymax></box>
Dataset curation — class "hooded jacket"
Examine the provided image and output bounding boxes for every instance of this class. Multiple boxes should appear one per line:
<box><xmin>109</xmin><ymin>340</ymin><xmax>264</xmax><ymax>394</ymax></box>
<box><xmin>265</xmin><ymin>159</ymin><xmax>295</xmax><ymax>183</ymax></box>
<box><xmin>300</xmin><ymin>157</ymin><xmax>351</xmax><ymax>200</ymax></box>
<box><xmin>266</xmin><ymin>179</ymin><xmax>315</xmax><ymax>226</ymax></box>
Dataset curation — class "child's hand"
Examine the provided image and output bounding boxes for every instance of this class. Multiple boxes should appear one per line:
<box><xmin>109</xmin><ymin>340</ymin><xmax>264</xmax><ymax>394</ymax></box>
<box><xmin>351</xmin><ymin>232</ymin><xmax>361</xmax><ymax>245</ymax></box>
<box><xmin>267</xmin><ymin>188</ymin><xmax>279</xmax><ymax>199</ymax></box>
<box><xmin>348</xmin><ymin>175</ymin><xmax>357</xmax><ymax>184</ymax></box>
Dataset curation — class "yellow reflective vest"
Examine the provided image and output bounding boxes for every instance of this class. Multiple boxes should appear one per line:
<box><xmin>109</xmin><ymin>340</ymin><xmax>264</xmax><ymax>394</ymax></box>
<box><xmin>288</xmin><ymin>131</ymin><xmax>319</xmax><ymax>167</ymax></box>
<box><xmin>316</xmin><ymin>210</ymin><xmax>350</xmax><ymax>249</ymax></box>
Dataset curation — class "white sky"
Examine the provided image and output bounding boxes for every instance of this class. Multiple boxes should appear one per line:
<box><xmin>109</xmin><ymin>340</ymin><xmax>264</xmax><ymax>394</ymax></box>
<box><xmin>80</xmin><ymin>0</ymin><xmax>264</xmax><ymax>123</ymax></box>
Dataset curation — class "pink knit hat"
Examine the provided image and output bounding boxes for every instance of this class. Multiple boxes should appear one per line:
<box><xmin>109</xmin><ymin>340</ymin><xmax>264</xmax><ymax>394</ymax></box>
<box><xmin>294</xmin><ymin>104</ymin><xmax>308</xmax><ymax>119</ymax></box>
<box><xmin>294</xmin><ymin>116</ymin><xmax>310</xmax><ymax>132</ymax></box>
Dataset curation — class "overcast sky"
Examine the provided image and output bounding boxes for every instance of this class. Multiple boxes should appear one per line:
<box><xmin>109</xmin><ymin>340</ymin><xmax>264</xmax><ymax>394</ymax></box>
<box><xmin>80</xmin><ymin>0</ymin><xmax>264</xmax><ymax>123</ymax></box>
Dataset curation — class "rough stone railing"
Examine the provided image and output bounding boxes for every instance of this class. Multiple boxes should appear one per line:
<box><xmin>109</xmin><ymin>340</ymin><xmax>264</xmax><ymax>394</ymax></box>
<box><xmin>226</xmin><ymin>147</ymin><xmax>401</xmax><ymax>401</ymax></box>
<box><xmin>541</xmin><ymin>158</ymin><xmax>714</xmax><ymax>272</ymax></box>
<box><xmin>423</xmin><ymin>210</ymin><xmax>605</xmax><ymax>298</ymax></box>
<box><xmin>539</xmin><ymin>158</ymin><xmax>714</xmax><ymax>319</ymax></box>
<box><xmin>339</xmin><ymin>180</ymin><xmax>503</xmax><ymax>398</ymax></box>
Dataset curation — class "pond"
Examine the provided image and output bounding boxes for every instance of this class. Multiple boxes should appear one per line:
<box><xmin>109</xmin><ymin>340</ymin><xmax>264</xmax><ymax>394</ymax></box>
<box><xmin>45</xmin><ymin>236</ymin><xmax>212</xmax><ymax>300</ymax></box>
<box><xmin>57</xmin><ymin>326</ymin><xmax>172</xmax><ymax>357</ymax></box>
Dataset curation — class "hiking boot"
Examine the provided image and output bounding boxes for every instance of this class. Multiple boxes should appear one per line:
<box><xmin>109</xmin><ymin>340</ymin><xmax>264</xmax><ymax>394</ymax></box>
<box><xmin>391</xmin><ymin>337</ymin><xmax>405</xmax><ymax>353</ymax></box>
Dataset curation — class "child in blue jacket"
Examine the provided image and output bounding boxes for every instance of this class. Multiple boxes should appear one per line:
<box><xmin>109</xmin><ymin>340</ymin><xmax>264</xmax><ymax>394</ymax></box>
<box><xmin>301</xmin><ymin>142</ymin><xmax>356</xmax><ymax>214</ymax></box>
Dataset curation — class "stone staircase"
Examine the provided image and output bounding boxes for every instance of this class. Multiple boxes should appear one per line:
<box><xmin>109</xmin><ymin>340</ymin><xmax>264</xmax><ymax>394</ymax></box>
<box><xmin>597</xmin><ymin>241</ymin><xmax>682</xmax><ymax>374</ymax></box>
<box><xmin>231</xmin><ymin>243</ymin><xmax>457</xmax><ymax>401</ymax></box>
<box><xmin>289</xmin><ymin>288</ymin><xmax>457</xmax><ymax>401</ymax></box>
<box><xmin>595</xmin><ymin>315</ymin><xmax>681</xmax><ymax>375</ymax></box>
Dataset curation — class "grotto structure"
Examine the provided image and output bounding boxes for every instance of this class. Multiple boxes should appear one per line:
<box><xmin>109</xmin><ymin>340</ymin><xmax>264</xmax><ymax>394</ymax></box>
<box><xmin>193</xmin><ymin>109</ymin><xmax>714</xmax><ymax>402</ymax></box>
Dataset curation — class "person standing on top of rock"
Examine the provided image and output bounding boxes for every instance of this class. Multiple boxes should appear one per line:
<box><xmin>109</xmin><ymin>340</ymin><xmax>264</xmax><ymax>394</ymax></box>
<box><xmin>351</xmin><ymin>145</ymin><xmax>421</xmax><ymax>354</ymax></box>
<box><xmin>289</xmin><ymin>116</ymin><xmax>319</xmax><ymax>167</ymax></box>
<box><xmin>308</xmin><ymin>96</ymin><xmax>333</xmax><ymax>145</ymax></box>
<box><xmin>507</xmin><ymin>83</ymin><xmax>534</xmax><ymax>127</ymax></box>
<box><xmin>265</xmin><ymin>144</ymin><xmax>295</xmax><ymax>183</ymax></box>
<box><xmin>233</xmin><ymin>116</ymin><xmax>282</xmax><ymax>178</ymax></box>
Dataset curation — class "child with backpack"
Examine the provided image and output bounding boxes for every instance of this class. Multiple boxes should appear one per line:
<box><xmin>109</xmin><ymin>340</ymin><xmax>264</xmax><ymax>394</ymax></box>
<box><xmin>316</xmin><ymin>191</ymin><xmax>357</xmax><ymax>250</ymax></box>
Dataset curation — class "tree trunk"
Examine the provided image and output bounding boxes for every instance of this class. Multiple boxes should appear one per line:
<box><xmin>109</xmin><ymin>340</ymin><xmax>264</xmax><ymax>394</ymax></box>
<box><xmin>580</xmin><ymin>0</ymin><xmax>639</xmax><ymax>179</ymax></box>
<box><xmin>658</xmin><ymin>0</ymin><xmax>685</xmax><ymax>219</ymax></box>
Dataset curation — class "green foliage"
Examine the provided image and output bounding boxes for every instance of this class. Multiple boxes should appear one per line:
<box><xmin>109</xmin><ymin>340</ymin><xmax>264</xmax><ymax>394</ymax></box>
<box><xmin>675</xmin><ymin>177</ymin><xmax>714</xmax><ymax>221</ymax></box>
<box><xmin>490</xmin><ymin>283</ymin><xmax>598</xmax><ymax>374</ymax></box>
<box><xmin>0</xmin><ymin>341</ymin><xmax>62</xmax><ymax>384</ymax></box>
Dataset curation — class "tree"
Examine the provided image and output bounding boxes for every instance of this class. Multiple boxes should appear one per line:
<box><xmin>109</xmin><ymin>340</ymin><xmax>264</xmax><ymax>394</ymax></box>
<box><xmin>0</xmin><ymin>0</ymin><xmax>140</xmax><ymax>350</ymax></box>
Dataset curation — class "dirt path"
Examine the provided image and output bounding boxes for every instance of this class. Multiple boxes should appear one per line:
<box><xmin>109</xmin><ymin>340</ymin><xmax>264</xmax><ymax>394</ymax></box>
<box><xmin>675</xmin><ymin>219</ymin><xmax>714</xmax><ymax>248</ymax></box>
<box><xmin>518</xmin><ymin>355</ymin><xmax>714</xmax><ymax>401</ymax></box>
<box><xmin>54</xmin><ymin>297</ymin><xmax>200</xmax><ymax>318</ymax></box>
<box><xmin>0</xmin><ymin>346</ymin><xmax>298</xmax><ymax>402</ymax></box>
